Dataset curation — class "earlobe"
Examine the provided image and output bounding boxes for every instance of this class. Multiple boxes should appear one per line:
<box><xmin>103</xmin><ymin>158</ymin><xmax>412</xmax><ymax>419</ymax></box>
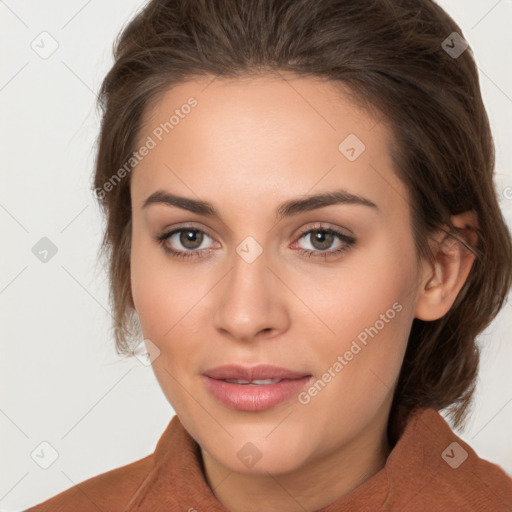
<box><xmin>414</xmin><ymin>211</ymin><xmax>478</xmax><ymax>321</ymax></box>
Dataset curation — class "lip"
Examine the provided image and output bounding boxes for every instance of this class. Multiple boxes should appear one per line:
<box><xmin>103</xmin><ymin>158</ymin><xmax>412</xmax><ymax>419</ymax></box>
<box><xmin>202</xmin><ymin>364</ymin><xmax>310</xmax><ymax>381</ymax></box>
<box><xmin>202</xmin><ymin>364</ymin><xmax>312</xmax><ymax>411</ymax></box>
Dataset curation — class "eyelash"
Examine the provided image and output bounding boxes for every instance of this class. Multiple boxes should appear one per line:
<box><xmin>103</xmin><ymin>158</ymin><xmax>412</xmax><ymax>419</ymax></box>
<box><xmin>155</xmin><ymin>224</ymin><xmax>356</xmax><ymax>261</ymax></box>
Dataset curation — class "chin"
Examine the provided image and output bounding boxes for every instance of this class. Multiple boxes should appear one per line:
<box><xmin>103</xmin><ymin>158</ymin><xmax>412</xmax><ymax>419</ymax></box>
<box><xmin>205</xmin><ymin>435</ymin><xmax>311</xmax><ymax>476</ymax></box>
<box><xmin>232</xmin><ymin>453</ymin><xmax>303</xmax><ymax>476</ymax></box>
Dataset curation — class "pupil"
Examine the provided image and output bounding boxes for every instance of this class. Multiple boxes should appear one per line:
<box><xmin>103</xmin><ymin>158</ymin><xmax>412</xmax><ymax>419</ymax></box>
<box><xmin>180</xmin><ymin>230</ymin><xmax>202</xmax><ymax>249</ymax></box>
<box><xmin>312</xmin><ymin>230</ymin><xmax>332</xmax><ymax>250</ymax></box>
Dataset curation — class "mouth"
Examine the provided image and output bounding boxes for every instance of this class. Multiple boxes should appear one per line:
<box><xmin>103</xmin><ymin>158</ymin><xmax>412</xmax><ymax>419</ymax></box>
<box><xmin>222</xmin><ymin>378</ymin><xmax>285</xmax><ymax>385</ymax></box>
<box><xmin>202</xmin><ymin>363</ymin><xmax>311</xmax><ymax>381</ymax></box>
<box><xmin>201</xmin><ymin>364</ymin><xmax>313</xmax><ymax>411</ymax></box>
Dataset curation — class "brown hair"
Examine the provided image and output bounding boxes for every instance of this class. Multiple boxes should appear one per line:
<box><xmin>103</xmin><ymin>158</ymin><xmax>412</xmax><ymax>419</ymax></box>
<box><xmin>92</xmin><ymin>0</ymin><xmax>512</xmax><ymax>429</ymax></box>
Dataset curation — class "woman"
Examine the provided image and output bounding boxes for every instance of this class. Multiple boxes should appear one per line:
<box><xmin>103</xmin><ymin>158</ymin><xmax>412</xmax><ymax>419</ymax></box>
<box><xmin>28</xmin><ymin>0</ymin><xmax>512</xmax><ymax>510</ymax></box>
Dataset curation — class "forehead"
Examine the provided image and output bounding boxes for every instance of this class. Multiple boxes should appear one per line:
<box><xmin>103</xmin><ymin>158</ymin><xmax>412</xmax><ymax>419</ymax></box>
<box><xmin>138</xmin><ymin>73</ymin><xmax>383</xmax><ymax>146</ymax></box>
<box><xmin>131</xmin><ymin>73</ymin><xmax>407</xmax><ymax>216</ymax></box>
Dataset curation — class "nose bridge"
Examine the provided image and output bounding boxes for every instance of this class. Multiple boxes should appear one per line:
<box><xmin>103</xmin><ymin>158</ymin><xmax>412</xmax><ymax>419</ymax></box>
<box><xmin>213</xmin><ymin>237</ymin><xmax>288</xmax><ymax>340</ymax></box>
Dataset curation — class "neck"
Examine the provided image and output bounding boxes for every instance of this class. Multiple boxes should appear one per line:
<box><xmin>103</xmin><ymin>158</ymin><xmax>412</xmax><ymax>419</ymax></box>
<box><xmin>201</xmin><ymin>408</ymin><xmax>392</xmax><ymax>512</ymax></box>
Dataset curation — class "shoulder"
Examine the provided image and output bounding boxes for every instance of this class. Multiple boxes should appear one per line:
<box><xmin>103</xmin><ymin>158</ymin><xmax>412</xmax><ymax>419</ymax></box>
<box><xmin>25</xmin><ymin>453</ymin><xmax>154</xmax><ymax>512</ymax></box>
<box><xmin>385</xmin><ymin>407</ymin><xmax>512</xmax><ymax>511</ymax></box>
<box><xmin>424</xmin><ymin>446</ymin><xmax>512</xmax><ymax>511</ymax></box>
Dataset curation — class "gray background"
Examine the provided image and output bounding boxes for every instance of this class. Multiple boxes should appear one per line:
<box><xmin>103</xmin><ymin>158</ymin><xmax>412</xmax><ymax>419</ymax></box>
<box><xmin>1</xmin><ymin>1</ymin><xmax>511</xmax><ymax>510</ymax></box>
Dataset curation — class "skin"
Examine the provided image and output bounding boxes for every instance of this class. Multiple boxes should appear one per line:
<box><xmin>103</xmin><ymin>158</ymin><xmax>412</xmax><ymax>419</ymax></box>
<box><xmin>129</xmin><ymin>73</ymin><xmax>476</xmax><ymax>512</ymax></box>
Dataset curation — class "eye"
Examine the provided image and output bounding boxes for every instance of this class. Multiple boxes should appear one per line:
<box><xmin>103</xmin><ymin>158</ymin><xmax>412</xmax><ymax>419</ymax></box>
<box><xmin>155</xmin><ymin>223</ymin><xmax>356</xmax><ymax>261</ymax></box>
<box><xmin>156</xmin><ymin>227</ymin><xmax>216</xmax><ymax>260</ymax></box>
<box><xmin>293</xmin><ymin>225</ymin><xmax>356</xmax><ymax>260</ymax></box>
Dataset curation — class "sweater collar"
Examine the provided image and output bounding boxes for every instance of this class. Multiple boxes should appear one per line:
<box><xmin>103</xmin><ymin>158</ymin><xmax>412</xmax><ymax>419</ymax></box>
<box><xmin>126</xmin><ymin>406</ymin><xmax>451</xmax><ymax>511</ymax></box>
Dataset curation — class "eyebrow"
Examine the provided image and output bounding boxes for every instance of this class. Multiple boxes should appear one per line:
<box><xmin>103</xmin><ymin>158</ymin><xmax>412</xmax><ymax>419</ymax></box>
<box><xmin>142</xmin><ymin>188</ymin><xmax>379</xmax><ymax>221</ymax></box>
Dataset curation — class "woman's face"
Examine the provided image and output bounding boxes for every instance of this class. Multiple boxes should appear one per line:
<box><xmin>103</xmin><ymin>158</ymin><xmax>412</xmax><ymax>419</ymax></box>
<box><xmin>130</xmin><ymin>74</ymin><xmax>422</xmax><ymax>475</ymax></box>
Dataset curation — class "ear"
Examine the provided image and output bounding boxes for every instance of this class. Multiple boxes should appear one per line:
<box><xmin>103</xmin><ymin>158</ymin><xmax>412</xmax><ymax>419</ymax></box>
<box><xmin>414</xmin><ymin>210</ymin><xmax>478</xmax><ymax>321</ymax></box>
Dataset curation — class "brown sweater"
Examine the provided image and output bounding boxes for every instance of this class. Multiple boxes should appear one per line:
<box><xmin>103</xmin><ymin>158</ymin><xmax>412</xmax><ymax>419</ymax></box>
<box><xmin>26</xmin><ymin>407</ymin><xmax>512</xmax><ymax>511</ymax></box>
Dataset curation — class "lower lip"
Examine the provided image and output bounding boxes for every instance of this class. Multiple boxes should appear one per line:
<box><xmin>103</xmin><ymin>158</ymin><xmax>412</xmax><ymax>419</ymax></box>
<box><xmin>202</xmin><ymin>375</ymin><xmax>312</xmax><ymax>411</ymax></box>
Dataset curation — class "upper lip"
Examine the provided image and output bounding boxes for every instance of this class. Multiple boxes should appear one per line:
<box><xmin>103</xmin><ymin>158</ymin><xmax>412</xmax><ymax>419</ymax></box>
<box><xmin>202</xmin><ymin>364</ymin><xmax>311</xmax><ymax>381</ymax></box>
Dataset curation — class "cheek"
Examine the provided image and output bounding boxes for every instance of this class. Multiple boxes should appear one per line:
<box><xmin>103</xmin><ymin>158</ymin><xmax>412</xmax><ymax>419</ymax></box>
<box><xmin>319</xmin><ymin>231</ymin><xmax>417</xmax><ymax>340</ymax></box>
<box><xmin>130</xmin><ymin>236</ymin><xmax>200</xmax><ymax>408</ymax></box>
<box><xmin>309</xmin><ymin>234</ymin><xmax>418</xmax><ymax>395</ymax></box>
<box><xmin>130</xmin><ymin>228</ymin><xmax>176</xmax><ymax>338</ymax></box>
<box><xmin>130</xmin><ymin>229</ymin><xmax>212</xmax><ymax>354</ymax></box>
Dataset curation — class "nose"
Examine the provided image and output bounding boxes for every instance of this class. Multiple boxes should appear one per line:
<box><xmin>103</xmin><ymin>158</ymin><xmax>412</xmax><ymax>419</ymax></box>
<box><xmin>213</xmin><ymin>246</ymin><xmax>290</xmax><ymax>343</ymax></box>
